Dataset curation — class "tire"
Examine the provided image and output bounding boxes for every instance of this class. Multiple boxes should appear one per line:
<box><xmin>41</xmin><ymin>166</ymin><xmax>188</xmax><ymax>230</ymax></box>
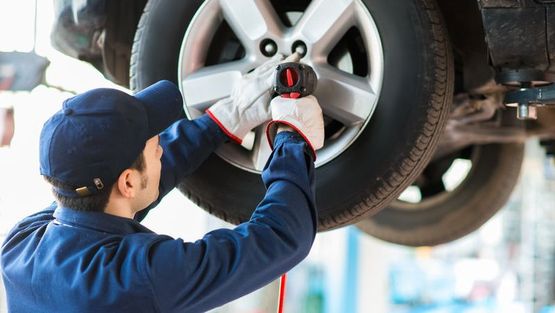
<box><xmin>130</xmin><ymin>0</ymin><xmax>454</xmax><ymax>230</ymax></box>
<box><xmin>102</xmin><ymin>0</ymin><xmax>148</xmax><ymax>87</ymax></box>
<box><xmin>356</xmin><ymin>143</ymin><xmax>525</xmax><ymax>246</ymax></box>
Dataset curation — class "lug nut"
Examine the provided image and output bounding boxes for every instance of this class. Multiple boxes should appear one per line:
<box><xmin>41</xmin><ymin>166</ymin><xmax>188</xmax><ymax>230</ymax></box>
<box><xmin>291</xmin><ymin>41</ymin><xmax>307</xmax><ymax>58</ymax></box>
<box><xmin>294</xmin><ymin>45</ymin><xmax>306</xmax><ymax>56</ymax></box>
<box><xmin>260</xmin><ymin>39</ymin><xmax>278</xmax><ymax>57</ymax></box>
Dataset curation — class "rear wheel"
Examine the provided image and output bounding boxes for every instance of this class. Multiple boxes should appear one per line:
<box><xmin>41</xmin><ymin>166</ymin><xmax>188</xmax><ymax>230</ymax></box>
<box><xmin>131</xmin><ymin>0</ymin><xmax>454</xmax><ymax>230</ymax></box>
<box><xmin>356</xmin><ymin>143</ymin><xmax>525</xmax><ymax>246</ymax></box>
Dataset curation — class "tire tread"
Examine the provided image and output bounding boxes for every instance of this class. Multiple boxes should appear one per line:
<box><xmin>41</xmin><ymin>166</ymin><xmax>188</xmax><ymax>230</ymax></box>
<box><xmin>320</xmin><ymin>0</ymin><xmax>454</xmax><ymax>230</ymax></box>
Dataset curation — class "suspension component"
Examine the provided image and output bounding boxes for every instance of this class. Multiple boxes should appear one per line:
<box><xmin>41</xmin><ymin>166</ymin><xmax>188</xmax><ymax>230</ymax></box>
<box><xmin>504</xmin><ymin>83</ymin><xmax>555</xmax><ymax>120</ymax></box>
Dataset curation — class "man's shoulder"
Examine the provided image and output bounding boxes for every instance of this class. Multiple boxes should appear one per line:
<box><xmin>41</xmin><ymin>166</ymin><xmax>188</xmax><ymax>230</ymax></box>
<box><xmin>120</xmin><ymin>232</ymin><xmax>174</xmax><ymax>251</ymax></box>
<box><xmin>2</xmin><ymin>203</ymin><xmax>56</xmax><ymax>243</ymax></box>
<box><xmin>1</xmin><ymin>203</ymin><xmax>56</xmax><ymax>268</ymax></box>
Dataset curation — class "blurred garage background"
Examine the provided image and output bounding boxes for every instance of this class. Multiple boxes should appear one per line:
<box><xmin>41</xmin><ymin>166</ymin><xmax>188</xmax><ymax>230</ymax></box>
<box><xmin>2</xmin><ymin>1</ymin><xmax>555</xmax><ymax>312</ymax></box>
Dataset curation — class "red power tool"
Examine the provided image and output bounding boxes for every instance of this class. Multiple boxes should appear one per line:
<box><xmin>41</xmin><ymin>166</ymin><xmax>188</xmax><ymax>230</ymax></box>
<box><xmin>274</xmin><ymin>62</ymin><xmax>317</xmax><ymax>99</ymax></box>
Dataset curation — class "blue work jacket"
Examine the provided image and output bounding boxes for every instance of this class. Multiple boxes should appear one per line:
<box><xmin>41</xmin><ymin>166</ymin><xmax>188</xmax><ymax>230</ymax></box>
<box><xmin>0</xmin><ymin>115</ymin><xmax>317</xmax><ymax>313</ymax></box>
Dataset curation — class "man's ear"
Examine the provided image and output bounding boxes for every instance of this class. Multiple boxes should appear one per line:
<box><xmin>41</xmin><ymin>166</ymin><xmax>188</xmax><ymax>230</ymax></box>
<box><xmin>116</xmin><ymin>169</ymin><xmax>137</xmax><ymax>198</ymax></box>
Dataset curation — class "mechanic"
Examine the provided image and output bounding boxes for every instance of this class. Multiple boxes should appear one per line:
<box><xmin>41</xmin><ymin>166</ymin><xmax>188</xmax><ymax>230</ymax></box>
<box><xmin>0</xmin><ymin>55</ymin><xmax>324</xmax><ymax>312</ymax></box>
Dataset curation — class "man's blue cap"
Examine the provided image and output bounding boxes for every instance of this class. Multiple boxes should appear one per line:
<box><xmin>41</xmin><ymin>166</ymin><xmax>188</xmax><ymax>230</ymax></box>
<box><xmin>39</xmin><ymin>80</ymin><xmax>183</xmax><ymax>197</ymax></box>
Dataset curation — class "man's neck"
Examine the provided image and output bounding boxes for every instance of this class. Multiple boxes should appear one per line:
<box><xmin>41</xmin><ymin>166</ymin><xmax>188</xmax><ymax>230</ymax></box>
<box><xmin>104</xmin><ymin>200</ymin><xmax>135</xmax><ymax>219</ymax></box>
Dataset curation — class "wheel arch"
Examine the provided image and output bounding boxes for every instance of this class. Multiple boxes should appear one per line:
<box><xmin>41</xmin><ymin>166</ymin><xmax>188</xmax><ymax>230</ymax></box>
<box><xmin>103</xmin><ymin>0</ymin><xmax>148</xmax><ymax>87</ymax></box>
<box><xmin>435</xmin><ymin>0</ymin><xmax>494</xmax><ymax>92</ymax></box>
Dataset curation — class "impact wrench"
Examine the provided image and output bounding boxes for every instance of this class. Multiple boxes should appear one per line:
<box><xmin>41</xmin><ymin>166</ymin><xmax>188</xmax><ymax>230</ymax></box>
<box><xmin>272</xmin><ymin>57</ymin><xmax>317</xmax><ymax>313</ymax></box>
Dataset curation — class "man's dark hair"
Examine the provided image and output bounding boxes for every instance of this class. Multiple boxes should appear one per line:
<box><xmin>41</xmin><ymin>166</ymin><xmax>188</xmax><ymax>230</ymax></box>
<box><xmin>44</xmin><ymin>152</ymin><xmax>146</xmax><ymax>212</ymax></box>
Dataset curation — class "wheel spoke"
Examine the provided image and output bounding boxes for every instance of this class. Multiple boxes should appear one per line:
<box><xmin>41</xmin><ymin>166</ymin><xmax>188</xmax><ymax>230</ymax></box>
<box><xmin>294</xmin><ymin>0</ymin><xmax>356</xmax><ymax>56</ymax></box>
<box><xmin>314</xmin><ymin>64</ymin><xmax>377</xmax><ymax>126</ymax></box>
<box><xmin>250</xmin><ymin>122</ymin><xmax>273</xmax><ymax>171</ymax></box>
<box><xmin>219</xmin><ymin>0</ymin><xmax>283</xmax><ymax>51</ymax></box>
<box><xmin>181</xmin><ymin>60</ymin><xmax>252</xmax><ymax>113</ymax></box>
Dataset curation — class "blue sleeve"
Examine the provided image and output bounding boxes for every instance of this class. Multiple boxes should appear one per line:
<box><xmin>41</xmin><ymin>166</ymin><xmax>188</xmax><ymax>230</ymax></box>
<box><xmin>144</xmin><ymin>132</ymin><xmax>317</xmax><ymax>313</ymax></box>
<box><xmin>135</xmin><ymin>115</ymin><xmax>227</xmax><ymax>220</ymax></box>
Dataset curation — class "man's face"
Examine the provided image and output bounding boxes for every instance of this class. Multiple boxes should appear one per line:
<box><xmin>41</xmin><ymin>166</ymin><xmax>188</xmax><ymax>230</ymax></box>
<box><xmin>134</xmin><ymin>135</ymin><xmax>163</xmax><ymax>210</ymax></box>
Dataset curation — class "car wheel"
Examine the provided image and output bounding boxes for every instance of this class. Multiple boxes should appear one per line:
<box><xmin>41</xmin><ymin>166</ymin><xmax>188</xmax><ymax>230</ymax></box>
<box><xmin>356</xmin><ymin>143</ymin><xmax>525</xmax><ymax>246</ymax></box>
<box><xmin>130</xmin><ymin>0</ymin><xmax>454</xmax><ymax>230</ymax></box>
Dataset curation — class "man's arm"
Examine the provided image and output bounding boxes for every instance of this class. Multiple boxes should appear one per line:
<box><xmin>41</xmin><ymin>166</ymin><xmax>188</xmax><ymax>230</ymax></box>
<box><xmin>135</xmin><ymin>115</ymin><xmax>227</xmax><ymax>220</ymax></box>
<box><xmin>158</xmin><ymin>115</ymin><xmax>227</xmax><ymax>194</ymax></box>
<box><xmin>143</xmin><ymin>132</ymin><xmax>317</xmax><ymax>313</ymax></box>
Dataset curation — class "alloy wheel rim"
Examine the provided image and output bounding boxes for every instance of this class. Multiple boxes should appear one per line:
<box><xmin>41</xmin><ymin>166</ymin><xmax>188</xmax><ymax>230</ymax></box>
<box><xmin>178</xmin><ymin>0</ymin><xmax>384</xmax><ymax>173</ymax></box>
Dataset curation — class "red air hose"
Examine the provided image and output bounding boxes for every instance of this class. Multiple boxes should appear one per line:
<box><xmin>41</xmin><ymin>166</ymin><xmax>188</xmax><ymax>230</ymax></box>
<box><xmin>277</xmin><ymin>273</ymin><xmax>287</xmax><ymax>313</ymax></box>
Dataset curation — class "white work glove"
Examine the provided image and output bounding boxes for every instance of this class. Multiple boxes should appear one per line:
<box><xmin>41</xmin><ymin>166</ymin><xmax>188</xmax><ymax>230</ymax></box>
<box><xmin>206</xmin><ymin>54</ymin><xmax>300</xmax><ymax>143</ymax></box>
<box><xmin>266</xmin><ymin>95</ymin><xmax>325</xmax><ymax>159</ymax></box>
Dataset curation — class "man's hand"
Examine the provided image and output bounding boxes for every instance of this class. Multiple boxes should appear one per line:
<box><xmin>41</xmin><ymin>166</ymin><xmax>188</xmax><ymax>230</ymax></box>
<box><xmin>206</xmin><ymin>54</ymin><xmax>301</xmax><ymax>144</ymax></box>
<box><xmin>266</xmin><ymin>95</ymin><xmax>324</xmax><ymax>160</ymax></box>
